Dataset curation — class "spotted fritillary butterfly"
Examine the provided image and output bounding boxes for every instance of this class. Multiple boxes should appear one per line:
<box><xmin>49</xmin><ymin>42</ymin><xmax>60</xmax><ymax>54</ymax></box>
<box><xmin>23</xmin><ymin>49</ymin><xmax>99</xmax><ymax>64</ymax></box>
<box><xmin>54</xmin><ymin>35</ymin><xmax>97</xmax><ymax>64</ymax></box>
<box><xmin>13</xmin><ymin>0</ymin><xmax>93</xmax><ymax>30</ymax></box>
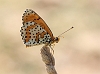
<box><xmin>20</xmin><ymin>9</ymin><xmax>73</xmax><ymax>47</ymax></box>
<box><xmin>20</xmin><ymin>9</ymin><xmax>61</xmax><ymax>47</ymax></box>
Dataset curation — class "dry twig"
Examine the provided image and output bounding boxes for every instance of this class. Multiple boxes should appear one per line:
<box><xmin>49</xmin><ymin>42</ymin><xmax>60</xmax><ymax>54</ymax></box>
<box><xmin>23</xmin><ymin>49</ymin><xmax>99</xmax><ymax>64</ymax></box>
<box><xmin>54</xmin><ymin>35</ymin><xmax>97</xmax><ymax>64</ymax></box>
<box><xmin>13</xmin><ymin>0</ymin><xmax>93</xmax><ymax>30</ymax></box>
<box><xmin>41</xmin><ymin>46</ymin><xmax>57</xmax><ymax>74</ymax></box>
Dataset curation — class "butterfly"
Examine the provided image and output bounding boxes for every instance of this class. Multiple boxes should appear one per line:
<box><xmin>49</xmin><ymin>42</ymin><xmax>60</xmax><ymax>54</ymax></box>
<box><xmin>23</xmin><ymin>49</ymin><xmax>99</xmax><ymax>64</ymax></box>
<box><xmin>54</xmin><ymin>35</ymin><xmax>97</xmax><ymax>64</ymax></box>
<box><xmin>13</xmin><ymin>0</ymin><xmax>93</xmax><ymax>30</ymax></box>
<box><xmin>20</xmin><ymin>9</ymin><xmax>73</xmax><ymax>48</ymax></box>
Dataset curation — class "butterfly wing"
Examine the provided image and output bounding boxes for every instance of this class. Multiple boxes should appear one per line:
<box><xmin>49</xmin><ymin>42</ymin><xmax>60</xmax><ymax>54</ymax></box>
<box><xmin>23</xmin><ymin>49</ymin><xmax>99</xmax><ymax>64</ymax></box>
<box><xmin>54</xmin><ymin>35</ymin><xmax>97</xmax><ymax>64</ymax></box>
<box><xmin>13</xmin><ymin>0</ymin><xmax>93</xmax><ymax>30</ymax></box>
<box><xmin>20</xmin><ymin>9</ymin><xmax>55</xmax><ymax>46</ymax></box>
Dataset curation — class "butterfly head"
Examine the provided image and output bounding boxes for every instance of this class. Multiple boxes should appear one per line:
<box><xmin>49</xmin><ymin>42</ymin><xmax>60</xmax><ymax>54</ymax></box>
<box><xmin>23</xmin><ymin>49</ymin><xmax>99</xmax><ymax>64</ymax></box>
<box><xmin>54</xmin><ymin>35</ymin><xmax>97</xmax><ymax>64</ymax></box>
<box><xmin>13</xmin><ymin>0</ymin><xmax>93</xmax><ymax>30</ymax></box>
<box><xmin>50</xmin><ymin>37</ymin><xmax>60</xmax><ymax>45</ymax></box>
<box><xmin>54</xmin><ymin>37</ymin><xmax>60</xmax><ymax>43</ymax></box>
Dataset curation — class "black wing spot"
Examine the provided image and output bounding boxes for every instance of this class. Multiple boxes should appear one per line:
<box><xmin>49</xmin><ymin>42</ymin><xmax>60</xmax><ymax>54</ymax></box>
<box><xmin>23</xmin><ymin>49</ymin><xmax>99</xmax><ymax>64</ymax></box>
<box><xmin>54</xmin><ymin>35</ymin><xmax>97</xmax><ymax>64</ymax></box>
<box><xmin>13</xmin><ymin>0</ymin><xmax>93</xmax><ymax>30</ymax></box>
<box><xmin>22</xmin><ymin>37</ymin><xmax>24</xmax><ymax>40</ymax></box>
<box><xmin>33</xmin><ymin>42</ymin><xmax>35</xmax><ymax>44</ymax></box>
<box><xmin>48</xmin><ymin>35</ymin><xmax>50</xmax><ymax>37</ymax></box>
<box><xmin>33</xmin><ymin>36</ymin><xmax>35</xmax><ymax>38</ymax></box>
<box><xmin>30</xmin><ymin>21</ymin><xmax>32</xmax><ymax>23</ymax></box>
<box><xmin>28</xmin><ymin>13</ymin><xmax>29</xmax><ymax>15</ymax></box>
<box><xmin>37</xmin><ymin>17</ymin><xmax>40</xmax><ymax>20</ymax></box>
<box><xmin>31</xmin><ymin>11</ymin><xmax>34</xmax><ymax>13</ymax></box>
<box><xmin>45</xmin><ymin>35</ymin><xmax>47</xmax><ymax>38</ymax></box>
<box><xmin>26</xmin><ymin>22</ymin><xmax>28</xmax><ymax>24</ymax></box>
<box><xmin>34</xmin><ymin>19</ymin><xmax>36</xmax><ymax>20</ymax></box>
<box><xmin>45</xmin><ymin>37</ymin><xmax>47</xmax><ymax>40</ymax></box>
<box><xmin>21</xmin><ymin>32</ymin><xmax>23</xmax><ymax>34</ymax></box>
<box><xmin>29</xmin><ymin>36</ymin><xmax>31</xmax><ymax>38</ymax></box>
<box><xmin>40</xmin><ymin>27</ymin><xmax>42</xmax><ymax>30</ymax></box>
<box><xmin>21</xmin><ymin>28</ymin><xmax>23</xmax><ymax>30</ymax></box>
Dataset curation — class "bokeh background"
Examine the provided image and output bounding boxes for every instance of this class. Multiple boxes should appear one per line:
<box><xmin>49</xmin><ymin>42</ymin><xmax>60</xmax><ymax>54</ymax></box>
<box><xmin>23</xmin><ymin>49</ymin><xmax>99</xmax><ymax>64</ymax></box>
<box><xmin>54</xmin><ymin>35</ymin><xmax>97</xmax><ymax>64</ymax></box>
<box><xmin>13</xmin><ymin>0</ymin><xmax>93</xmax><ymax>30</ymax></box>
<box><xmin>0</xmin><ymin>0</ymin><xmax>100</xmax><ymax>74</ymax></box>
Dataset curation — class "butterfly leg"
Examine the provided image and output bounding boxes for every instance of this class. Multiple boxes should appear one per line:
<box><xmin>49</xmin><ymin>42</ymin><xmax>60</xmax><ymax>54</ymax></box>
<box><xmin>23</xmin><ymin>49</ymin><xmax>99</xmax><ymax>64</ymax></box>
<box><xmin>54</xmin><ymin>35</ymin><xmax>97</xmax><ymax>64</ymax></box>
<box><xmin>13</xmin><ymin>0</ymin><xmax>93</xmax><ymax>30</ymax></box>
<box><xmin>49</xmin><ymin>44</ymin><xmax>54</xmax><ymax>54</ymax></box>
<box><xmin>51</xmin><ymin>44</ymin><xmax>55</xmax><ymax>48</ymax></box>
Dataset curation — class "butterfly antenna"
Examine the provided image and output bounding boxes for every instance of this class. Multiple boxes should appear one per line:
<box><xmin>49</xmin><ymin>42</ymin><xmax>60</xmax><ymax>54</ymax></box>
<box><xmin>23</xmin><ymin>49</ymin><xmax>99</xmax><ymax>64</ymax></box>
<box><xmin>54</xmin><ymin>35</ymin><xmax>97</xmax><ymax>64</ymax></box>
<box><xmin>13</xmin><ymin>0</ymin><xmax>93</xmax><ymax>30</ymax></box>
<box><xmin>58</xmin><ymin>26</ymin><xmax>74</xmax><ymax>37</ymax></box>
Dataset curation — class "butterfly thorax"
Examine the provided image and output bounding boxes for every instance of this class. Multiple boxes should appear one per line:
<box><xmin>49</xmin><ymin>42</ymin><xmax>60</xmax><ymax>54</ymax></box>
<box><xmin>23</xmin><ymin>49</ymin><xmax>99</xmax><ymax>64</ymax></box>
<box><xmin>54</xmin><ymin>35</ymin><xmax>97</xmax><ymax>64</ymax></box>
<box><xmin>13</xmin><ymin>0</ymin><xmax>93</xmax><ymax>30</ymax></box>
<box><xmin>46</xmin><ymin>37</ymin><xmax>60</xmax><ymax>46</ymax></box>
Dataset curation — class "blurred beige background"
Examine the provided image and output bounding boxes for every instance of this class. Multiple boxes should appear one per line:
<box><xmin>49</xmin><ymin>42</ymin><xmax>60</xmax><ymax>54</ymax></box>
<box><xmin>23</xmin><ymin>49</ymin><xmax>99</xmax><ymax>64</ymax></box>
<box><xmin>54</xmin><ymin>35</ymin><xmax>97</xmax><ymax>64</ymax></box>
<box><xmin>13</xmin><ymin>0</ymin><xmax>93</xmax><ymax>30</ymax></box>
<box><xmin>0</xmin><ymin>0</ymin><xmax>100</xmax><ymax>74</ymax></box>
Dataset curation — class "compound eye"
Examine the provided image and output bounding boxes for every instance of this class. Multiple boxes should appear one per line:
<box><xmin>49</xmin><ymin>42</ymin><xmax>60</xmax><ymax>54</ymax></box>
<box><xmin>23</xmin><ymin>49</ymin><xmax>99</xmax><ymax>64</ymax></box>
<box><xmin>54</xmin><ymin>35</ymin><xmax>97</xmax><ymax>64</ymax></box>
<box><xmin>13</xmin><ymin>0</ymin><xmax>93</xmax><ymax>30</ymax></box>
<box><xmin>55</xmin><ymin>37</ymin><xmax>57</xmax><ymax>40</ymax></box>
<box><xmin>55</xmin><ymin>37</ymin><xmax>59</xmax><ymax>43</ymax></box>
